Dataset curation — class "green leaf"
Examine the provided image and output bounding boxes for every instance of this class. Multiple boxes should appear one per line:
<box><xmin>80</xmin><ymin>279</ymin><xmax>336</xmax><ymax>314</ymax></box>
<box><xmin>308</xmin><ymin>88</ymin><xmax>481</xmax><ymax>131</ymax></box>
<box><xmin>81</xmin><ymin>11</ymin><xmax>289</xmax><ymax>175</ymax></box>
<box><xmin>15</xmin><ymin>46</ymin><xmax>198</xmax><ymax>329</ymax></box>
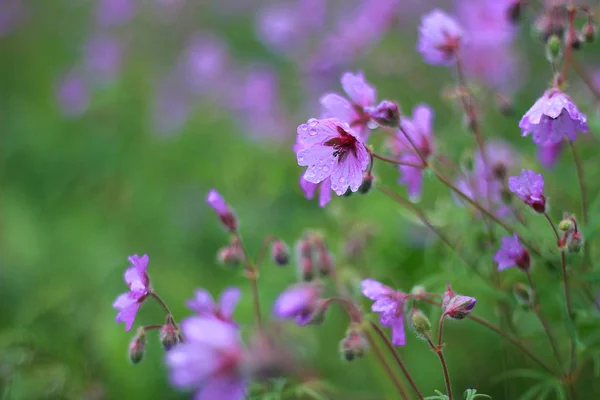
<box><xmin>517</xmin><ymin>383</ymin><xmax>545</xmax><ymax>400</ymax></box>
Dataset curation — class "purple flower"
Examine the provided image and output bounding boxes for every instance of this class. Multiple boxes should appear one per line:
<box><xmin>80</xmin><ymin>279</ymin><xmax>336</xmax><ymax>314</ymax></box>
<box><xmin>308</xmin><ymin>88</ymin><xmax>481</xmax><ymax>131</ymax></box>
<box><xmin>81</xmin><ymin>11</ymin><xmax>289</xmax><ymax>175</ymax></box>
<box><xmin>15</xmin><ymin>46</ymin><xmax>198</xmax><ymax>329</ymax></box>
<box><xmin>113</xmin><ymin>254</ymin><xmax>151</xmax><ymax>331</ymax></box>
<box><xmin>207</xmin><ymin>189</ymin><xmax>238</xmax><ymax>232</ymax></box>
<box><xmin>166</xmin><ymin>317</ymin><xmax>246</xmax><ymax>400</ymax></box>
<box><xmin>300</xmin><ymin>176</ymin><xmax>332</xmax><ymax>208</ymax></box>
<box><xmin>0</xmin><ymin>0</ymin><xmax>26</xmax><ymax>37</ymax></box>
<box><xmin>56</xmin><ymin>71</ymin><xmax>90</xmax><ymax>117</ymax></box>
<box><xmin>320</xmin><ymin>72</ymin><xmax>377</xmax><ymax>142</ymax></box>
<box><xmin>83</xmin><ymin>33</ymin><xmax>123</xmax><ymax>85</ymax></box>
<box><xmin>494</xmin><ymin>233</ymin><xmax>530</xmax><ymax>271</ymax></box>
<box><xmin>365</xmin><ymin>100</ymin><xmax>400</xmax><ymax>128</ymax></box>
<box><xmin>475</xmin><ymin>139</ymin><xmax>518</xmax><ymax>180</ymax></box>
<box><xmin>390</xmin><ymin>105</ymin><xmax>434</xmax><ymax>201</ymax></box>
<box><xmin>296</xmin><ymin>118</ymin><xmax>370</xmax><ymax>196</ymax></box>
<box><xmin>537</xmin><ymin>142</ymin><xmax>564</xmax><ymax>169</ymax></box>
<box><xmin>181</xmin><ymin>33</ymin><xmax>229</xmax><ymax>95</ymax></box>
<box><xmin>519</xmin><ymin>89</ymin><xmax>588</xmax><ymax>145</ymax></box>
<box><xmin>417</xmin><ymin>9</ymin><xmax>464</xmax><ymax>66</ymax></box>
<box><xmin>456</xmin><ymin>0</ymin><xmax>520</xmax><ymax>92</ymax></box>
<box><xmin>361</xmin><ymin>279</ymin><xmax>407</xmax><ymax>346</ymax></box>
<box><xmin>508</xmin><ymin>169</ymin><xmax>546</xmax><ymax>213</ymax></box>
<box><xmin>95</xmin><ymin>0</ymin><xmax>136</xmax><ymax>27</ymax></box>
<box><xmin>186</xmin><ymin>287</ymin><xmax>241</xmax><ymax>325</ymax></box>
<box><xmin>273</xmin><ymin>283</ymin><xmax>323</xmax><ymax>325</ymax></box>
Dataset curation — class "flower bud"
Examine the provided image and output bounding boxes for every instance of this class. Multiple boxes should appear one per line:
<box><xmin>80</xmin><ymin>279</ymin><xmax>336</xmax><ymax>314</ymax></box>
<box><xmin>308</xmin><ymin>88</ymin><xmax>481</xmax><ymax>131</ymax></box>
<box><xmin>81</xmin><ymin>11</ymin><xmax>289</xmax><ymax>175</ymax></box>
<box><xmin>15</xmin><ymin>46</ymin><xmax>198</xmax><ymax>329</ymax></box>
<box><xmin>358</xmin><ymin>173</ymin><xmax>374</xmax><ymax>194</ymax></box>
<box><xmin>159</xmin><ymin>324</ymin><xmax>179</xmax><ymax>351</ymax></box>
<box><xmin>558</xmin><ymin>218</ymin><xmax>574</xmax><ymax>232</ymax></box>
<box><xmin>583</xmin><ymin>21</ymin><xmax>596</xmax><ymax>42</ymax></box>
<box><xmin>411</xmin><ymin>285</ymin><xmax>426</xmax><ymax>299</ymax></box>
<box><xmin>513</xmin><ymin>282</ymin><xmax>534</xmax><ymax>307</ymax></box>
<box><xmin>442</xmin><ymin>283</ymin><xmax>456</xmax><ymax>310</ymax></box>
<box><xmin>295</xmin><ymin>238</ymin><xmax>314</xmax><ymax>281</ymax></box>
<box><xmin>129</xmin><ymin>329</ymin><xmax>146</xmax><ymax>364</ymax></box>
<box><xmin>217</xmin><ymin>242</ymin><xmax>244</xmax><ymax>267</ymax></box>
<box><xmin>567</xmin><ymin>232</ymin><xmax>584</xmax><ymax>253</ymax></box>
<box><xmin>507</xmin><ymin>0</ymin><xmax>522</xmax><ymax>24</ymax></box>
<box><xmin>271</xmin><ymin>240</ymin><xmax>290</xmax><ymax>266</ymax></box>
<box><xmin>411</xmin><ymin>309</ymin><xmax>432</xmax><ymax>340</ymax></box>
<box><xmin>545</xmin><ymin>34</ymin><xmax>562</xmax><ymax>62</ymax></box>
<box><xmin>340</xmin><ymin>327</ymin><xmax>369</xmax><ymax>361</ymax></box>
<box><xmin>365</xmin><ymin>100</ymin><xmax>400</xmax><ymax>127</ymax></box>
<box><xmin>310</xmin><ymin>233</ymin><xmax>334</xmax><ymax>277</ymax></box>
<box><xmin>443</xmin><ymin>294</ymin><xmax>476</xmax><ymax>320</ymax></box>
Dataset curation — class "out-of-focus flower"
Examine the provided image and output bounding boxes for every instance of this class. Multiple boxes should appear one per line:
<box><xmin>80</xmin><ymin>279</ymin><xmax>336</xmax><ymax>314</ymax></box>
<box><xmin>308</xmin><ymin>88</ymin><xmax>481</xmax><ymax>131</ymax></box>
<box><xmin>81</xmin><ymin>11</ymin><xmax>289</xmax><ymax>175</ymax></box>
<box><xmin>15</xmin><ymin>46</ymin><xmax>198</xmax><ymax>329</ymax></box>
<box><xmin>320</xmin><ymin>72</ymin><xmax>377</xmax><ymax>142</ymax></box>
<box><xmin>207</xmin><ymin>189</ymin><xmax>238</xmax><ymax>232</ymax></box>
<box><xmin>0</xmin><ymin>0</ymin><xmax>26</xmax><ymax>37</ymax></box>
<box><xmin>56</xmin><ymin>71</ymin><xmax>90</xmax><ymax>117</ymax></box>
<box><xmin>296</xmin><ymin>118</ymin><xmax>369</xmax><ymax>196</ymax></box>
<box><xmin>474</xmin><ymin>139</ymin><xmax>519</xmax><ymax>183</ymax></box>
<box><xmin>166</xmin><ymin>317</ymin><xmax>247</xmax><ymax>400</ymax></box>
<box><xmin>180</xmin><ymin>33</ymin><xmax>230</xmax><ymax>96</ymax></box>
<box><xmin>537</xmin><ymin>141</ymin><xmax>563</xmax><ymax>169</ymax></box>
<box><xmin>361</xmin><ymin>279</ymin><xmax>407</xmax><ymax>346</ymax></box>
<box><xmin>494</xmin><ymin>233</ymin><xmax>530</xmax><ymax>271</ymax></box>
<box><xmin>390</xmin><ymin>105</ymin><xmax>434</xmax><ymax>201</ymax></box>
<box><xmin>95</xmin><ymin>0</ymin><xmax>136</xmax><ymax>27</ymax></box>
<box><xmin>273</xmin><ymin>283</ymin><xmax>324</xmax><ymax>325</ymax></box>
<box><xmin>365</xmin><ymin>100</ymin><xmax>400</xmax><ymax>128</ymax></box>
<box><xmin>160</xmin><ymin>324</ymin><xmax>180</xmax><ymax>351</ymax></box>
<box><xmin>129</xmin><ymin>328</ymin><xmax>146</xmax><ymax>364</ymax></box>
<box><xmin>508</xmin><ymin>169</ymin><xmax>546</xmax><ymax>213</ymax></box>
<box><xmin>113</xmin><ymin>254</ymin><xmax>151</xmax><ymax>331</ymax></box>
<box><xmin>186</xmin><ymin>287</ymin><xmax>241</xmax><ymax>325</ymax></box>
<box><xmin>83</xmin><ymin>33</ymin><xmax>123</xmax><ymax>85</ymax></box>
<box><xmin>230</xmin><ymin>66</ymin><xmax>289</xmax><ymax>140</ymax></box>
<box><xmin>456</xmin><ymin>0</ymin><xmax>521</xmax><ymax>93</ymax></box>
<box><xmin>519</xmin><ymin>89</ymin><xmax>588</xmax><ymax>145</ymax></box>
<box><xmin>152</xmin><ymin>76</ymin><xmax>192</xmax><ymax>136</ymax></box>
<box><xmin>417</xmin><ymin>9</ymin><xmax>464</xmax><ymax>66</ymax></box>
<box><xmin>307</xmin><ymin>0</ymin><xmax>399</xmax><ymax>74</ymax></box>
<box><xmin>270</xmin><ymin>240</ymin><xmax>290</xmax><ymax>266</ymax></box>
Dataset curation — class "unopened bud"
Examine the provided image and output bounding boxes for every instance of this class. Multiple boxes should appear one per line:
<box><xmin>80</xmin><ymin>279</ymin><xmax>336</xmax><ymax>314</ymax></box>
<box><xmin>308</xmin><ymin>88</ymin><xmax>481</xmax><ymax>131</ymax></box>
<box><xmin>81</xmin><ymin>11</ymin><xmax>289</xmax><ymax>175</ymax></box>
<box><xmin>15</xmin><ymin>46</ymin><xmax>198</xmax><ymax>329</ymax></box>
<box><xmin>546</xmin><ymin>35</ymin><xmax>562</xmax><ymax>62</ymax></box>
<box><xmin>296</xmin><ymin>238</ymin><xmax>314</xmax><ymax>281</ymax></box>
<box><xmin>567</xmin><ymin>29</ymin><xmax>582</xmax><ymax>50</ymax></box>
<box><xmin>558</xmin><ymin>219</ymin><xmax>574</xmax><ymax>232</ymax></box>
<box><xmin>271</xmin><ymin>240</ymin><xmax>290</xmax><ymax>266</ymax></box>
<box><xmin>507</xmin><ymin>0</ymin><xmax>522</xmax><ymax>24</ymax></box>
<box><xmin>358</xmin><ymin>173</ymin><xmax>374</xmax><ymax>194</ymax></box>
<box><xmin>443</xmin><ymin>293</ymin><xmax>476</xmax><ymax>320</ymax></box>
<box><xmin>411</xmin><ymin>309</ymin><xmax>432</xmax><ymax>339</ymax></box>
<box><xmin>583</xmin><ymin>21</ymin><xmax>596</xmax><ymax>42</ymax></box>
<box><xmin>365</xmin><ymin>100</ymin><xmax>400</xmax><ymax>127</ymax></box>
<box><xmin>442</xmin><ymin>282</ymin><xmax>456</xmax><ymax>310</ymax></box>
<box><xmin>340</xmin><ymin>327</ymin><xmax>369</xmax><ymax>361</ymax></box>
<box><xmin>310</xmin><ymin>233</ymin><xmax>334</xmax><ymax>277</ymax></box>
<box><xmin>217</xmin><ymin>242</ymin><xmax>243</xmax><ymax>267</ymax></box>
<box><xmin>411</xmin><ymin>285</ymin><xmax>426</xmax><ymax>299</ymax></box>
<box><xmin>219</xmin><ymin>211</ymin><xmax>238</xmax><ymax>232</ymax></box>
<box><xmin>129</xmin><ymin>329</ymin><xmax>146</xmax><ymax>364</ymax></box>
<box><xmin>567</xmin><ymin>232</ymin><xmax>584</xmax><ymax>253</ymax></box>
<box><xmin>513</xmin><ymin>282</ymin><xmax>534</xmax><ymax>306</ymax></box>
<box><xmin>160</xmin><ymin>324</ymin><xmax>179</xmax><ymax>351</ymax></box>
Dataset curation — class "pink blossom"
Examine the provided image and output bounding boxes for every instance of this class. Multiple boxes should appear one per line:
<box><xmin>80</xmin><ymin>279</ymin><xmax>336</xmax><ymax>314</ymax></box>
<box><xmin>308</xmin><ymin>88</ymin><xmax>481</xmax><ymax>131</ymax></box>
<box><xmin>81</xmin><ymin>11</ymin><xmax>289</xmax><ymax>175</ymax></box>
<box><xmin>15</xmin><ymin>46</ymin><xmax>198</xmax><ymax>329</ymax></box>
<box><xmin>320</xmin><ymin>72</ymin><xmax>377</xmax><ymax>142</ymax></box>
<box><xmin>508</xmin><ymin>169</ymin><xmax>546</xmax><ymax>213</ymax></box>
<box><xmin>361</xmin><ymin>279</ymin><xmax>407</xmax><ymax>346</ymax></box>
<box><xmin>113</xmin><ymin>254</ymin><xmax>151</xmax><ymax>331</ymax></box>
<box><xmin>186</xmin><ymin>287</ymin><xmax>241</xmax><ymax>325</ymax></box>
<box><xmin>296</xmin><ymin>118</ymin><xmax>369</xmax><ymax>196</ymax></box>
<box><xmin>417</xmin><ymin>9</ymin><xmax>464</xmax><ymax>66</ymax></box>
<box><xmin>494</xmin><ymin>233</ymin><xmax>530</xmax><ymax>271</ymax></box>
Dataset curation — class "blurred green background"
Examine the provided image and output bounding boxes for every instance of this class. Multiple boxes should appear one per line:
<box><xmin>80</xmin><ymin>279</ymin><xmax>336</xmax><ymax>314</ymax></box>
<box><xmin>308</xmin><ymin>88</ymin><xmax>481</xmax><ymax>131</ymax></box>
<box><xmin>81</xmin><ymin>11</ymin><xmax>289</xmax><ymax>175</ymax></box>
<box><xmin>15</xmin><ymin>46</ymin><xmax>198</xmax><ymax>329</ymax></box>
<box><xmin>2</xmin><ymin>1</ymin><xmax>600</xmax><ymax>399</ymax></box>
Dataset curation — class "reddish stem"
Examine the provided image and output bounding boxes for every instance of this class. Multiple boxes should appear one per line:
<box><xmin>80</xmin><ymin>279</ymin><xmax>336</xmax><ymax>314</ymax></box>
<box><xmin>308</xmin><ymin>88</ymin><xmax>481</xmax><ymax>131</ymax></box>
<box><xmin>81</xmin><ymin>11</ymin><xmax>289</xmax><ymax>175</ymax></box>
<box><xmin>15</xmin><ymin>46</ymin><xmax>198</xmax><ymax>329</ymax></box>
<box><xmin>426</xmin><ymin>337</ymin><xmax>453</xmax><ymax>400</ymax></box>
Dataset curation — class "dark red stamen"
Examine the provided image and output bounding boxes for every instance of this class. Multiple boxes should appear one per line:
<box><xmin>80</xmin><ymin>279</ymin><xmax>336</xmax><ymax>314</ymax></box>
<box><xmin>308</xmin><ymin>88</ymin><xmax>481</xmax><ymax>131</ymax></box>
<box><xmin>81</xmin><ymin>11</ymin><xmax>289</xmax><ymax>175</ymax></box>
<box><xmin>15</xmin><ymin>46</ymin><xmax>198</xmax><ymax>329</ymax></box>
<box><xmin>324</xmin><ymin>126</ymin><xmax>359</xmax><ymax>163</ymax></box>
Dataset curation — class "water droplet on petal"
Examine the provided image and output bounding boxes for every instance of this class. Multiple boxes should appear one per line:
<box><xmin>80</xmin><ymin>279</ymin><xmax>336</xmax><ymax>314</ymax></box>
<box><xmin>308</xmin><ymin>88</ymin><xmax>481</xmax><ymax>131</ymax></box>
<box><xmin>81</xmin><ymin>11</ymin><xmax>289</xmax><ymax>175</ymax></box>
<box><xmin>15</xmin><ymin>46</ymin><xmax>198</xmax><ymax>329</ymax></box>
<box><xmin>309</xmin><ymin>128</ymin><xmax>318</xmax><ymax>136</ymax></box>
<box><xmin>308</xmin><ymin>118</ymin><xmax>318</xmax><ymax>127</ymax></box>
<box><xmin>323</xmin><ymin>166</ymin><xmax>329</xmax><ymax>172</ymax></box>
<box><xmin>339</xmin><ymin>177</ymin><xmax>346</xmax><ymax>183</ymax></box>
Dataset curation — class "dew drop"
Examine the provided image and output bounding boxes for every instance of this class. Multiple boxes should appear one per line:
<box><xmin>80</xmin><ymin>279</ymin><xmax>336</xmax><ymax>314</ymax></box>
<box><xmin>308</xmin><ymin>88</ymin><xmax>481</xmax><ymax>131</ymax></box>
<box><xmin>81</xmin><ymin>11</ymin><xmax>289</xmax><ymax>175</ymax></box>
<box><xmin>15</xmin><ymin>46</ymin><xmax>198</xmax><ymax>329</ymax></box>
<box><xmin>309</xmin><ymin>128</ymin><xmax>318</xmax><ymax>136</ymax></box>
<box><xmin>298</xmin><ymin>155</ymin><xmax>304</xmax><ymax>162</ymax></box>
<box><xmin>308</xmin><ymin>118</ymin><xmax>318</xmax><ymax>127</ymax></box>
<box><xmin>300</xmin><ymin>124</ymin><xmax>308</xmax><ymax>131</ymax></box>
<box><xmin>306</xmin><ymin>170</ymin><xmax>315</xmax><ymax>178</ymax></box>
<box><xmin>339</xmin><ymin>177</ymin><xmax>346</xmax><ymax>183</ymax></box>
<box><xmin>323</xmin><ymin>166</ymin><xmax>329</xmax><ymax>172</ymax></box>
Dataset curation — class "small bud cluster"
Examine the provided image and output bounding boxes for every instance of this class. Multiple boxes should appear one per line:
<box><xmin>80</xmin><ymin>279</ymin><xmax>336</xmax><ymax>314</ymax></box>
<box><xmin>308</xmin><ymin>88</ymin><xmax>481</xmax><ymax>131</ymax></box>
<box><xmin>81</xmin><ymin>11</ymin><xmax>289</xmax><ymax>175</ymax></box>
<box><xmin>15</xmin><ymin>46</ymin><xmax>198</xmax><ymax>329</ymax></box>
<box><xmin>558</xmin><ymin>213</ymin><xmax>584</xmax><ymax>254</ymax></box>
<box><xmin>295</xmin><ymin>231</ymin><xmax>335</xmax><ymax>281</ymax></box>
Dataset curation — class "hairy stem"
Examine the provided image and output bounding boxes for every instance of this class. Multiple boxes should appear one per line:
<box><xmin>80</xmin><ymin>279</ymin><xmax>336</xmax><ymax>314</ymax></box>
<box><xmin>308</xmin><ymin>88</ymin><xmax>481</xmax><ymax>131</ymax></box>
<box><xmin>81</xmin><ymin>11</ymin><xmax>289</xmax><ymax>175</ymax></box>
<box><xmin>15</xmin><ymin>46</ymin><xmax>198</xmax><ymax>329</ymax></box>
<box><xmin>426</xmin><ymin>337</ymin><xmax>453</xmax><ymax>400</ymax></box>
<box><xmin>370</xmin><ymin>322</ymin><xmax>424</xmax><ymax>400</ymax></box>
<box><xmin>364</xmin><ymin>330</ymin><xmax>409</xmax><ymax>400</ymax></box>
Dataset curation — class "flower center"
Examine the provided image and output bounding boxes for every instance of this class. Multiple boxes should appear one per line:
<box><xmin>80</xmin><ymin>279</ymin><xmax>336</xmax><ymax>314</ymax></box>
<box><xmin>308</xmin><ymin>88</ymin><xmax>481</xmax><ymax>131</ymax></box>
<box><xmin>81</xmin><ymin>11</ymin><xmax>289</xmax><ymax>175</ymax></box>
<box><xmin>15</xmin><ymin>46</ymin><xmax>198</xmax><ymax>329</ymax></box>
<box><xmin>324</xmin><ymin>126</ymin><xmax>359</xmax><ymax>163</ymax></box>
